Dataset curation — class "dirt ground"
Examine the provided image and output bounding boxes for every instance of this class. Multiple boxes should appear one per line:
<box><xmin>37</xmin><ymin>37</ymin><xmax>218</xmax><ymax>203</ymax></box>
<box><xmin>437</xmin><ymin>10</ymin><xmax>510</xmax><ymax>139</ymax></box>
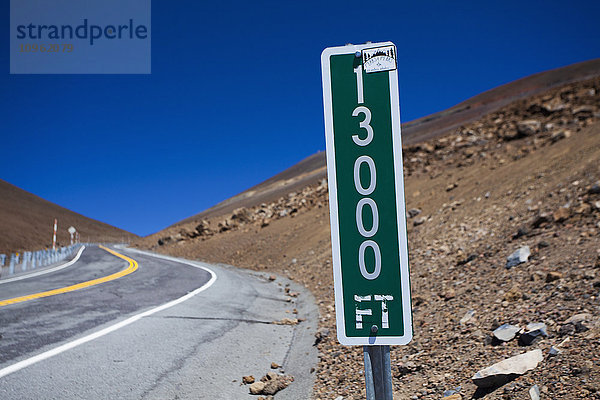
<box><xmin>135</xmin><ymin>77</ymin><xmax>600</xmax><ymax>399</ymax></box>
<box><xmin>0</xmin><ymin>179</ymin><xmax>137</xmax><ymax>254</ymax></box>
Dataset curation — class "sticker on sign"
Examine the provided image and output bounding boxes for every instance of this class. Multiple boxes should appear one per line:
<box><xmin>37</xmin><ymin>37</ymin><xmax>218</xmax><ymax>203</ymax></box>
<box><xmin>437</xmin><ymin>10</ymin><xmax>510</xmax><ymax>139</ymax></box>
<box><xmin>362</xmin><ymin>45</ymin><xmax>397</xmax><ymax>73</ymax></box>
<box><xmin>321</xmin><ymin>42</ymin><xmax>412</xmax><ymax>346</ymax></box>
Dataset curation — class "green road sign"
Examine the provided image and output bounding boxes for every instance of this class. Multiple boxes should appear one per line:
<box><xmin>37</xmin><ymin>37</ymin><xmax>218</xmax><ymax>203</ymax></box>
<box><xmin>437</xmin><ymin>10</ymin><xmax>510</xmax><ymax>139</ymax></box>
<box><xmin>321</xmin><ymin>42</ymin><xmax>412</xmax><ymax>346</ymax></box>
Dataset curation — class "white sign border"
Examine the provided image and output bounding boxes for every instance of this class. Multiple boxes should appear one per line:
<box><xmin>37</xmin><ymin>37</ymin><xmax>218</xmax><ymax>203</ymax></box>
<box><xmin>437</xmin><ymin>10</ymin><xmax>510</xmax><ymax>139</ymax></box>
<box><xmin>321</xmin><ymin>42</ymin><xmax>413</xmax><ymax>346</ymax></box>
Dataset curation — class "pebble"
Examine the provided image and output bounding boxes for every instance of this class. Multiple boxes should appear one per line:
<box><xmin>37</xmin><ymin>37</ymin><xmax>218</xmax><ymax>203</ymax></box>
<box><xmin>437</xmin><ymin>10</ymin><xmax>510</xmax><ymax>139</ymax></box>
<box><xmin>529</xmin><ymin>384</ymin><xmax>540</xmax><ymax>400</ymax></box>
<box><xmin>546</xmin><ymin>271</ymin><xmax>562</xmax><ymax>282</ymax></box>
<box><xmin>550</xmin><ymin>129</ymin><xmax>571</xmax><ymax>142</ymax></box>
<box><xmin>553</xmin><ymin>207</ymin><xmax>570</xmax><ymax>222</ymax></box>
<box><xmin>563</xmin><ymin>313</ymin><xmax>591</xmax><ymax>325</ymax></box>
<box><xmin>443</xmin><ymin>386</ymin><xmax>462</xmax><ymax>397</ymax></box>
<box><xmin>272</xmin><ymin>317</ymin><xmax>299</xmax><ymax>325</ymax></box>
<box><xmin>519</xmin><ymin>322</ymin><xmax>548</xmax><ymax>346</ymax></box>
<box><xmin>407</xmin><ymin>208</ymin><xmax>422</xmax><ymax>218</ymax></box>
<box><xmin>249</xmin><ymin>381</ymin><xmax>266</xmax><ymax>394</ymax></box>
<box><xmin>459</xmin><ymin>310</ymin><xmax>475</xmax><ymax>325</ymax></box>
<box><xmin>503</xmin><ymin>285</ymin><xmax>523</xmax><ymax>302</ymax></box>
<box><xmin>413</xmin><ymin>216</ymin><xmax>427</xmax><ymax>226</ymax></box>
<box><xmin>493</xmin><ymin>323</ymin><xmax>521</xmax><ymax>342</ymax></box>
<box><xmin>506</xmin><ymin>246</ymin><xmax>531</xmax><ymax>268</ymax></box>
<box><xmin>443</xmin><ymin>394</ymin><xmax>462</xmax><ymax>400</ymax></box>
<box><xmin>549</xmin><ymin>346</ymin><xmax>561</xmax><ymax>356</ymax></box>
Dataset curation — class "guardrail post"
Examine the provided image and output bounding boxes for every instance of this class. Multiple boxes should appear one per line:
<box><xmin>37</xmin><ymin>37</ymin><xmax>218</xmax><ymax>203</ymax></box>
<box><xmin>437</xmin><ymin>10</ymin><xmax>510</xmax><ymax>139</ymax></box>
<box><xmin>9</xmin><ymin>254</ymin><xmax>15</xmax><ymax>275</ymax></box>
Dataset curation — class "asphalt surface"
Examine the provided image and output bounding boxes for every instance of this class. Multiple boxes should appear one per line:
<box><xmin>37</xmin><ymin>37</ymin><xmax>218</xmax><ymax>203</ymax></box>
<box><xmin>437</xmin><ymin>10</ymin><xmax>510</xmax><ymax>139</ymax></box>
<box><xmin>0</xmin><ymin>245</ymin><xmax>318</xmax><ymax>399</ymax></box>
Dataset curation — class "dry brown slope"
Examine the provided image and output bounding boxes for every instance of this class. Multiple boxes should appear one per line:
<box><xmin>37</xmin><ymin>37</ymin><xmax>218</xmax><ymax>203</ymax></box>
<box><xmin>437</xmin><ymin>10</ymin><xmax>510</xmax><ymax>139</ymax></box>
<box><xmin>175</xmin><ymin>152</ymin><xmax>326</xmax><ymax>225</ymax></box>
<box><xmin>401</xmin><ymin>58</ymin><xmax>600</xmax><ymax>145</ymax></box>
<box><xmin>164</xmin><ymin>59</ymin><xmax>599</xmax><ymax>228</ymax></box>
<box><xmin>139</xmin><ymin>76</ymin><xmax>600</xmax><ymax>399</ymax></box>
<box><xmin>0</xmin><ymin>179</ymin><xmax>137</xmax><ymax>254</ymax></box>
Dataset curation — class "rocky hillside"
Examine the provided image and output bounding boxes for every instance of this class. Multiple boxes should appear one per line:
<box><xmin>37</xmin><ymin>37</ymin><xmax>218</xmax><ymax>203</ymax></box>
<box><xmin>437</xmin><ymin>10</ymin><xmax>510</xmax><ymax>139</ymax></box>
<box><xmin>134</xmin><ymin>75</ymin><xmax>600</xmax><ymax>399</ymax></box>
<box><xmin>0</xmin><ymin>179</ymin><xmax>137</xmax><ymax>254</ymax></box>
<box><xmin>157</xmin><ymin>59</ymin><xmax>599</xmax><ymax>229</ymax></box>
<box><xmin>400</xmin><ymin>58</ymin><xmax>600</xmax><ymax>145</ymax></box>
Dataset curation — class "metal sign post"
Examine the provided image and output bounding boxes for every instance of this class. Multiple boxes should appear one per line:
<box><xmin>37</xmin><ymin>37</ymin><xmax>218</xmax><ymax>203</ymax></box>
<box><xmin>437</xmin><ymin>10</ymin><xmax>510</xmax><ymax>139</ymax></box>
<box><xmin>321</xmin><ymin>42</ymin><xmax>412</xmax><ymax>400</ymax></box>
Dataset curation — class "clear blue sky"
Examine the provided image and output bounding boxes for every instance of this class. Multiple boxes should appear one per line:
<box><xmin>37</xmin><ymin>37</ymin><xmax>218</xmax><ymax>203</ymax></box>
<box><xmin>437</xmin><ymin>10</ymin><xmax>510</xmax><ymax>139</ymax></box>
<box><xmin>1</xmin><ymin>1</ymin><xmax>599</xmax><ymax>236</ymax></box>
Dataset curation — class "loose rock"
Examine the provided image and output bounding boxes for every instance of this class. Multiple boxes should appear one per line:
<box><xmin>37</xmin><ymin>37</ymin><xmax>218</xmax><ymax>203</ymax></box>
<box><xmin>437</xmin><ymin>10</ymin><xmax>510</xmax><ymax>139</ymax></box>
<box><xmin>550</xmin><ymin>129</ymin><xmax>571</xmax><ymax>143</ymax></box>
<box><xmin>553</xmin><ymin>207</ymin><xmax>570</xmax><ymax>222</ymax></box>
<box><xmin>548</xmin><ymin>346</ymin><xmax>561</xmax><ymax>356</ymax></box>
<box><xmin>529</xmin><ymin>384</ymin><xmax>540</xmax><ymax>400</ymax></box>
<box><xmin>493</xmin><ymin>323</ymin><xmax>521</xmax><ymax>342</ymax></box>
<box><xmin>407</xmin><ymin>208</ymin><xmax>422</xmax><ymax>218</ymax></box>
<box><xmin>546</xmin><ymin>271</ymin><xmax>562</xmax><ymax>282</ymax></box>
<box><xmin>443</xmin><ymin>394</ymin><xmax>462</xmax><ymax>400</ymax></box>
<box><xmin>506</xmin><ymin>246</ymin><xmax>531</xmax><ymax>268</ymax></box>
<box><xmin>503</xmin><ymin>286</ymin><xmax>522</xmax><ymax>302</ymax></box>
<box><xmin>272</xmin><ymin>318</ymin><xmax>299</xmax><ymax>325</ymax></box>
<box><xmin>413</xmin><ymin>216</ymin><xmax>427</xmax><ymax>226</ymax></box>
<box><xmin>563</xmin><ymin>313</ymin><xmax>591</xmax><ymax>325</ymax></box>
<box><xmin>249</xmin><ymin>381</ymin><xmax>266</xmax><ymax>395</ymax></box>
<box><xmin>519</xmin><ymin>322</ymin><xmax>548</xmax><ymax>346</ymax></box>
<box><xmin>472</xmin><ymin>349</ymin><xmax>543</xmax><ymax>388</ymax></box>
<box><xmin>516</xmin><ymin>120</ymin><xmax>541</xmax><ymax>136</ymax></box>
<box><xmin>314</xmin><ymin>327</ymin><xmax>330</xmax><ymax>346</ymax></box>
<box><xmin>459</xmin><ymin>310</ymin><xmax>475</xmax><ymax>325</ymax></box>
<box><xmin>259</xmin><ymin>373</ymin><xmax>294</xmax><ymax>396</ymax></box>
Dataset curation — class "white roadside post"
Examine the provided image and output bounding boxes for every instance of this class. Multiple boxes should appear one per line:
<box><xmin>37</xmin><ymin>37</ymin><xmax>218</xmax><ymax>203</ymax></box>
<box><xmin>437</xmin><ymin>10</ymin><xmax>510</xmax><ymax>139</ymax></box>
<box><xmin>52</xmin><ymin>219</ymin><xmax>58</xmax><ymax>250</ymax></box>
<box><xmin>321</xmin><ymin>42</ymin><xmax>412</xmax><ymax>400</ymax></box>
<box><xmin>68</xmin><ymin>226</ymin><xmax>76</xmax><ymax>245</ymax></box>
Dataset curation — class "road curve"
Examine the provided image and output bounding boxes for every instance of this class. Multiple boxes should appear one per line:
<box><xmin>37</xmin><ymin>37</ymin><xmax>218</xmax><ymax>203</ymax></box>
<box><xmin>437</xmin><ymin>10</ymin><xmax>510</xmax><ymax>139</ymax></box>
<box><xmin>0</xmin><ymin>245</ymin><xmax>318</xmax><ymax>399</ymax></box>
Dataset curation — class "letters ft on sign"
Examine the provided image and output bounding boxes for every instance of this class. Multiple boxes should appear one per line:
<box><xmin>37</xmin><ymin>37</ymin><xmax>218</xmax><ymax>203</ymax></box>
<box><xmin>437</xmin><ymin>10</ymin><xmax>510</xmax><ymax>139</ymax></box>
<box><xmin>321</xmin><ymin>42</ymin><xmax>412</xmax><ymax>346</ymax></box>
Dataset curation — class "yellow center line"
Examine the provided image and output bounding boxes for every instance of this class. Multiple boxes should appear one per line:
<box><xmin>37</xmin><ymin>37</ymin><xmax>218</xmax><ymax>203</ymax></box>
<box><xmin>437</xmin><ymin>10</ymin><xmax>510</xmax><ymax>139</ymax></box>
<box><xmin>0</xmin><ymin>245</ymin><xmax>138</xmax><ymax>307</ymax></box>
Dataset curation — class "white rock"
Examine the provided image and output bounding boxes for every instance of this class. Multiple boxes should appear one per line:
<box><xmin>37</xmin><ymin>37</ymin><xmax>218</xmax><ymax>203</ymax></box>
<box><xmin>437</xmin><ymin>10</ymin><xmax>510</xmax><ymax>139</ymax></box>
<box><xmin>529</xmin><ymin>384</ymin><xmax>540</xmax><ymax>400</ymax></box>
<box><xmin>460</xmin><ymin>310</ymin><xmax>476</xmax><ymax>325</ymax></box>
<box><xmin>493</xmin><ymin>323</ymin><xmax>521</xmax><ymax>342</ymax></box>
<box><xmin>564</xmin><ymin>313</ymin><xmax>591</xmax><ymax>325</ymax></box>
<box><xmin>506</xmin><ymin>246</ymin><xmax>531</xmax><ymax>269</ymax></box>
<box><xmin>472</xmin><ymin>349</ymin><xmax>543</xmax><ymax>388</ymax></box>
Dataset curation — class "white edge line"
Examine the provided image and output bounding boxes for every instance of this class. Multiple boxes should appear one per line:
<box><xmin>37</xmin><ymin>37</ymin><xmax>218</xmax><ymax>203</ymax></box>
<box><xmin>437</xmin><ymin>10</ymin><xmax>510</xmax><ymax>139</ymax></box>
<box><xmin>0</xmin><ymin>247</ymin><xmax>217</xmax><ymax>379</ymax></box>
<box><xmin>0</xmin><ymin>246</ymin><xmax>86</xmax><ymax>285</ymax></box>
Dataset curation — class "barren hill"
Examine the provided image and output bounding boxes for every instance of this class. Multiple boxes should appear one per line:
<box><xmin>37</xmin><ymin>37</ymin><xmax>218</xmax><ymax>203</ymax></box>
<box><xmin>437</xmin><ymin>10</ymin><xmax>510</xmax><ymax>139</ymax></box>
<box><xmin>167</xmin><ymin>58</ymin><xmax>599</xmax><ymax>226</ymax></box>
<box><xmin>0</xmin><ymin>179</ymin><xmax>137</xmax><ymax>254</ymax></box>
<box><xmin>135</xmin><ymin>62</ymin><xmax>600</xmax><ymax>399</ymax></box>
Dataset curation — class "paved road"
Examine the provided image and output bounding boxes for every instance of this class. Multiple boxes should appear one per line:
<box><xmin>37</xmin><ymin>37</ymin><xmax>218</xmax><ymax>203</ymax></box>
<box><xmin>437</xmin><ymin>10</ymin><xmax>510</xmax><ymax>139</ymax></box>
<box><xmin>0</xmin><ymin>245</ymin><xmax>318</xmax><ymax>399</ymax></box>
